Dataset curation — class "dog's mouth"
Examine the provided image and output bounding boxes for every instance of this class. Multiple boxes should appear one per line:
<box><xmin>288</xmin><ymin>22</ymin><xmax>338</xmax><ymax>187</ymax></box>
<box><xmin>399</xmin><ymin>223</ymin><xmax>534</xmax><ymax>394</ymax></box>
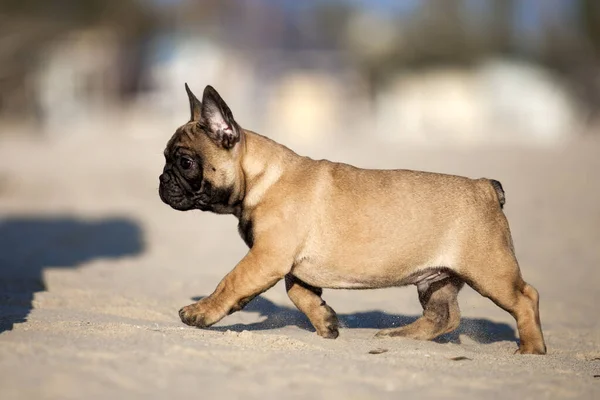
<box><xmin>159</xmin><ymin>169</ymin><xmax>215</xmax><ymax>212</ymax></box>
<box><xmin>158</xmin><ymin>171</ymin><xmax>197</xmax><ymax>211</ymax></box>
<box><xmin>159</xmin><ymin>188</ymin><xmax>195</xmax><ymax>211</ymax></box>
<box><xmin>159</xmin><ymin>167</ymin><xmax>235</xmax><ymax>214</ymax></box>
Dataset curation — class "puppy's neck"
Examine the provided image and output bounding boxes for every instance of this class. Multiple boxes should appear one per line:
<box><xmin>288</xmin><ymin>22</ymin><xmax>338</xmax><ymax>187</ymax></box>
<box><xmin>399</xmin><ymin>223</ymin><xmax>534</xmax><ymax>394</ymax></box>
<box><xmin>239</xmin><ymin>130</ymin><xmax>299</xmax><ymax>212</ymax></box>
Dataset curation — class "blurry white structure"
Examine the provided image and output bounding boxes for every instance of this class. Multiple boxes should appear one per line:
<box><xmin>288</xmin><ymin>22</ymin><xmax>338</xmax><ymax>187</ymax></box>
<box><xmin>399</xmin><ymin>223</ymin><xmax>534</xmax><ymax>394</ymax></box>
<box><xmin>142</xmin><ymin>35</ymin><xmax>257</xmax><ymax>129</ymax></box>
<box><xmin>375</xmin><ymin>60</ymin><xmax>580</xmax><ymax>145</ymax></box>
<box><xmin>376</xmin><ymin>69</ymin><xmax>487</xmax><ymax>143</ymax></box>
<box><xmin>478</xmin><ymin>60</ymin><xmax>578</xmax><ymax>143</ymax></box>
<box><xmin>264</xmin><ymin>72</ymin><xmax>344</xmax><ymax>144</ymax></box>
<box><xmin>34</xmin><ymin>29</ymin><xmax>119</xmax><ymax>135</ymax></box>
<box><xmin>143</xmin><ymin>36</ymin><xmax>223</xmax><ymax>126</ymax></box>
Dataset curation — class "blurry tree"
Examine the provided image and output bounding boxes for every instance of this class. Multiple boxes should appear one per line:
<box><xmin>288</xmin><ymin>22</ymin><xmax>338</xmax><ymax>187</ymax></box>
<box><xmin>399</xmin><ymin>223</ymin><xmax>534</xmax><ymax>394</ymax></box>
<box><xmin>534</xmin><ymin>0</ymin><xmax>600</xmax><ymax>120</ymax></box>
<box><xmin>0</xmin><ymin>0</ymin><xmax>156</xmax><ymax>119</ymax></box>
<box><xmin>408</xmin><ymin>0</ymin><xmax>472</xmax><ymax>66</ymax></box>
<box><xmin>489</xmin><ymin>0</ymin><xmax>515</xmax><ymax>55</ymax></box>
<box><xmin>577</xmin><ymin>0</ymin><xmax>600</xmax><ymax>119</ymax></box>
<box><xmin>581</xmin><ymin>0</ymin><xmax>600</xmax><ymax>54</ymax></box>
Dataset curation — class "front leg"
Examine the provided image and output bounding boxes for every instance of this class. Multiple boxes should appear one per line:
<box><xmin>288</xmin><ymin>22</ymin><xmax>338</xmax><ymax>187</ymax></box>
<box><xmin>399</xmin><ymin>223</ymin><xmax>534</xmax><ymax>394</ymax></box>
<box><xmin>179</xmin><ymin>244</ymin><xmax>292</xmax><ymax>328</ymax></box>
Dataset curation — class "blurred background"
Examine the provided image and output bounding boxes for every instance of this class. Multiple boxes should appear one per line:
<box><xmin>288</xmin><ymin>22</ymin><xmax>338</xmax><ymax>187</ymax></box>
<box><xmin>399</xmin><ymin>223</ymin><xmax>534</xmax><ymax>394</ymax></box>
<box><xmin>1</xmin><ymin>0</ymin><xmax>600</xmax><ymax>144</ymax></box>
<box><xmin>1</xmin><ymin>1</ymin><xmax>600</xmax><ymax>397</ymax></box>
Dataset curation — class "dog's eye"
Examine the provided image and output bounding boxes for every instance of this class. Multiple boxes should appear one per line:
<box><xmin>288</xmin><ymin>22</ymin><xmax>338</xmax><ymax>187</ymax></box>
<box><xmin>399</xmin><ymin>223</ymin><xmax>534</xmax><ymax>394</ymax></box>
<box><xmin>179</xmin><ymin>157</ymin><xmax>193</xmax><ymax>170</ymax></box>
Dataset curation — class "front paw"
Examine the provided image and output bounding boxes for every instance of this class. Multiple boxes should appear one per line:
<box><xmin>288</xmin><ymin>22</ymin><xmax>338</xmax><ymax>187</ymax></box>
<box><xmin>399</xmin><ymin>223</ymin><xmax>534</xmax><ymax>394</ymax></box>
<box><xmin>179</xmin><ymin>302</ymin><xmax>219</xmax><ymax>328</ymax></box>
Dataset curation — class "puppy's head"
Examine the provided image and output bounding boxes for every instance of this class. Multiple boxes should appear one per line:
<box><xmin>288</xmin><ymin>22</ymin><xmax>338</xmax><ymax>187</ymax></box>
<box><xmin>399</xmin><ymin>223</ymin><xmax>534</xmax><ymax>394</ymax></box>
<box><xmin>159</xmin><ymin>84</ymin><xmax>243</xmax><ymax>214</ymax></box>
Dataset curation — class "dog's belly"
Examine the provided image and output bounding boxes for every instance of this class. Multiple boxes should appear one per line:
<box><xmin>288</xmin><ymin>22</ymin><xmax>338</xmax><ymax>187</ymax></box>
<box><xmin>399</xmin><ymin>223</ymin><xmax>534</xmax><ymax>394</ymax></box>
<box><xmin>291</xmin><ymin>262</ymin><xmax>395</xmax><ymax>289</ymax></box>
<box><xmin>291</xmin><ymin>234</ymin><xmax>460</xmax><ymax>290</ymax></box>
<box><xmin>290</xmin><ymin>256</ymin><xmax>449</xmax><ymax>290</ymax></box>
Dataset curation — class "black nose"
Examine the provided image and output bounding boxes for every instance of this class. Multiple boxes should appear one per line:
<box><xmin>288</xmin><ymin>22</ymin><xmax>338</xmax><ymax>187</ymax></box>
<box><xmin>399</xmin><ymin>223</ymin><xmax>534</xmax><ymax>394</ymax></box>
<box><xmin>159</xmin><ymin>173</ymin><xmax>170</xmax><ymax>183</ymax></box>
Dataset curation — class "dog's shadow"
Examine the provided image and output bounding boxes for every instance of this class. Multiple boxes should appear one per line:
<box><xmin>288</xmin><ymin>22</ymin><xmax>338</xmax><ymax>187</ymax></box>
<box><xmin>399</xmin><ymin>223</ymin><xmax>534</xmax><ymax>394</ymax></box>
<box><xmin>191</xmin><ymin>295</ymin><xmax>517</xmax><ymax>345</ymax></box>
<box><xmin>0</xmin><ymin>216</ymin><xmax>144</xmax><ymax>333</ymax></box>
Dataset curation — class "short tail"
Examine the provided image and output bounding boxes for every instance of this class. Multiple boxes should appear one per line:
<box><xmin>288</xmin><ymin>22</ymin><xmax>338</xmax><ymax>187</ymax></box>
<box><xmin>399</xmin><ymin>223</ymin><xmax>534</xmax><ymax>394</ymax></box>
<box><xmin>489</xmin><ymin>179</ymin><xmax>505</xmax><ymax>209</ymax></box>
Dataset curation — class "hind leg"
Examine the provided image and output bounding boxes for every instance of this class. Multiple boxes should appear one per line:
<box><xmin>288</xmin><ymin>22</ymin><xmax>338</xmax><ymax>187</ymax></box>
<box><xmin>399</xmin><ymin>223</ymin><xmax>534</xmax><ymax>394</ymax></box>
<box><xmin>464</xmin><ymin>252</ymin><xmax>546</xmax><ymax>355</ymax></box>
<box><xmin>285</xmin><ymin>274</ymin><xmax>339</xmax><ymax>339</ymax></box>
<box><xmin>376</xmin><ymin>276</ymin><xmax>464</xmax><ymax>340</ymax></box>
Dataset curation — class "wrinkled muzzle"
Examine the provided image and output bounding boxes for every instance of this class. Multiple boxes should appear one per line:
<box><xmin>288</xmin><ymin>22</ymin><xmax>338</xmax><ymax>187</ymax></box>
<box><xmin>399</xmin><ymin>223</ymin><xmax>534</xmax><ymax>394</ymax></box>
<box><xmin>158</xmin><ymin>170</ymin><xmax>195</xmax><ymax>211</ymax></box>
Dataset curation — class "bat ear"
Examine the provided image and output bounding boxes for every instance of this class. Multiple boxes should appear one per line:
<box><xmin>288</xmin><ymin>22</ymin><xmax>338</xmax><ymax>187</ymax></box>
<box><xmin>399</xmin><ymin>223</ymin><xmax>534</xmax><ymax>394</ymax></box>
<box><xmin>185</xmin><ymin>83</ymin><xmax>202</xmax><ymax>122</ymax></box>
<box><xmin>200</xmin><ymin>85</ymin><xmax>241</xmax><ymax>149</ymax></box>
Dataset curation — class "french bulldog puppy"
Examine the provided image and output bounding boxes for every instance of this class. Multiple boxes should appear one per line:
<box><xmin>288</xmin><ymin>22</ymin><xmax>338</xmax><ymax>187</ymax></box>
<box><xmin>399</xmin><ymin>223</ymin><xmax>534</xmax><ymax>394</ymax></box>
<box><xmin>159</xmin><ymin>84</ymin><xmax>546</xmax><ymax>355</ymax></box>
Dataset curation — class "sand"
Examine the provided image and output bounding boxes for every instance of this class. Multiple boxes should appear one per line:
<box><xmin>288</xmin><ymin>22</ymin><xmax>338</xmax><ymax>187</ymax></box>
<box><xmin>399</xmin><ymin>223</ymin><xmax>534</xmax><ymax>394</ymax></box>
<box><xmin>1</xmin><ymin>126</ymin><xmax>599</xmax><ymax>399</ymax></box>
